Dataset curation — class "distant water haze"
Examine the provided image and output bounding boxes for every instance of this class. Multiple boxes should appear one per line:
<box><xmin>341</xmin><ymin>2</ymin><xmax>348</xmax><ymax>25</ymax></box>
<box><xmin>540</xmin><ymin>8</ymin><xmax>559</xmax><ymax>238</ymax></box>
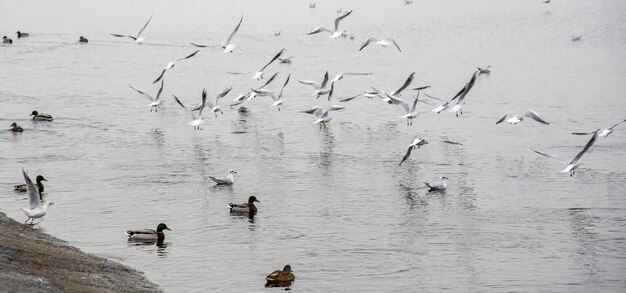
<box><xmin>1</xmin><ymin>0</ymin><xmax>626</xmax><ymax>291</ymax></box>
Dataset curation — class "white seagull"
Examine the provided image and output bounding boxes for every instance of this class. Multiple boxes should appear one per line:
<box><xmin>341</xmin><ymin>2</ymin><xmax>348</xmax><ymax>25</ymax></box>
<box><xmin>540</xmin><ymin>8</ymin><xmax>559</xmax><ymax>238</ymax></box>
<box><xmin>252</xmin><ymin>74</ymin><xmax>290</xmax><ymax>111</ymax></box>
<box><xmin>531</xmin><ymin>129</ymin><xmax>599</xmax><ymax>176</ymax></box>
<box><xmin>111</xmin><ymin>15</ymin><xmax>153</xmax><ymax>45</ymax></box>
<box><xmin>20</xmin><ymin>169</ymin><xmax>53</xmax><ymax>224</ymax></box>
<box><xmin>301</xmin><ymin>105</ymin><xmax>345</xmax><ymax>128</ymax></box>
<box><xmin>359</xmin><ymin>37</ymin><xmax>402</xmax><ymax>52</ymax></box>
<box><xmin>572</xmin><ymin>119</ymin><xmax>626</xmax><ymax>138</ymax></box>
<box><xmin>173</xmin><ymin>90</ymin><xmax>207</xmax><ymax>130</ymax></box>
<box><xmin>230</xmin><ymin>72</ymin><xmax>279</xmax><ymax>107</ymax></box>
<box><xmin>129</xmin><ymin>78</ymin><xmax>165</xmax><ymax>112</ymax></box>
<box><xmin>307</xmin><ymin>10</ymin><xmax>353</xmax><ymax>39</ymax></box>
<box><xmin>191</xmin><ymin>15</ymin><xmax>243</xmax><ymax>53</ymax></box>
<box><xmin>299</xmin><ymin>71</ymin><xmax>336</xmax><ymax>99</ymax></box>
<box><xmin>425</xmin><ymin>176</ymin><xmax>448</xmax><ymax>191</ymax></box>
<box><xmin>399</xmin><ymin>138</ymin><xmax>428</xmax><ymax>166</ymax></box>
<box><xmin>209</xmin><ymin>169</ymin><xmax>237</xmax><ymax>185</ymax></box>
<box><xmin>153</xmin><ymin>50</ymin><xmax>199</xmax><ymax>84</ymax></box>
<box><xmin>192</xmin><ymin>87</ymin><xmax>232</xmax><ymax>117</ymax></box>
<box><xmin>435</xmin><ymin>71</ymin><xmax>478</xmax><ymax>116</ymax></box>
<box><xmin>387</xmin><ymin>93</ymin><xmax>420</xmax><ymax>126</ymax></box>
<box><xmin>496</xmin><ymin>110</ymin><xmax>550</xmax><ymax>125</ymax></box>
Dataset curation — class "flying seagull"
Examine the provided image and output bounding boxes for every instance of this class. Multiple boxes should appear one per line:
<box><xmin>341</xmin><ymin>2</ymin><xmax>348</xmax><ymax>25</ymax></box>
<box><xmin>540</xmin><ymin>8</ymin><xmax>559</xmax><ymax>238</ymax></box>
<box><xmin>359</xmin><ymin>37</ymin><xmax>402</xmax><ymax>52</ymax></box>
<box><xmin>129</xmin><ymin>78</ymin><xmax>165</xmax><ymax>112</ymax></box>
<box><xmin>299</xmin><ymin>71</ymin><xmax>334</xmax><ymax>99</ymax></box>
<box><xmin>153</xmin><ymin>50</ymin><xmax>199</xmax><ymax>84</ymax></box>
<box><xmin>307</xmin><ymin>10</ymin><xmax>353</xmax><ymax>39</ymax></box>
<box><xmin>531</xmin><ymin>129</ymin><xmax>599</xmax><ymax>176</ymax></box>
<box><xmin>252</xmin><ymin>74</ymin><xmax>291</xmax><ymax>111</ymax></box>
<box><xmin>191</xmin><ymin>87</ymin><xmax>233</xmax><ymax>117</ymax></box>
<box><xmin>191</xmin><ymin>15</ymin><xmax>243</xmax><ymax>53</ymax></box>
<box><xmin>111</xmin><ymin>15</ymin><xmax>153</xmax><ymax>45</ymax></box>
<box><xmin>496</xmin><ymin>110</ymin><xmax>550</xmax><ymax>125</ymax></box>
<box><xmin>572</xmin><ymin>119</ymin><xmax>626</xmax><ymax>138</ymax></box>
<box><xmin>399</xmin><ymin>138</ymin><xmax>428</xmax><ymax>166</ymax></box>
<box><xmin>301</xmin><ymin>105</ymin><xmax>345</xmax><ymax>128</ymax></box>
<box><xmin>173</xmin><ymin>90</ymin><xmax>207</xmax><ymax>130</ymax></box>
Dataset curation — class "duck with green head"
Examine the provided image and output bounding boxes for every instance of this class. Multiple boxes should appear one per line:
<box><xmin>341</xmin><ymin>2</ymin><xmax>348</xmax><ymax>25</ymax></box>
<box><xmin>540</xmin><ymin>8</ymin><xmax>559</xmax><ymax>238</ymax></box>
<box><xmin>228</xmin><ymin>195</ymin><xmax>259</xmax><ymax>214</ymax></box>
<box><xmin>30</xmin><ymin>111</ymin><xmax>54</xmax><ymax>121</ymax></box>
<box><xmin>10</xmin><ymin>122</ymin><xmax>24</xmax><ymax>132</ymax></box>
<box><xmin>14</xmin><ymin>175</ymin><xmax>47</xmax><ymax>199</ymax></box>
<box><xmin>126</xmin><ymin>223</ymin><xmax>171</xmax><ymax>241</ymax></box>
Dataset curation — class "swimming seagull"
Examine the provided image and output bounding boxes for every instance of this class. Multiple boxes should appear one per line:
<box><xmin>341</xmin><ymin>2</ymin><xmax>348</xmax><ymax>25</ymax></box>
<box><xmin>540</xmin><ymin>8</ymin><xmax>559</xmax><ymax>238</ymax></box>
<box><xmin>209</xmin><ymin>169</ymin><xmax>237</xmax><ymax>185</ymax></box>
<box><xmin>20</xmin><ymin>169</ymin><xmax>53</xmax><ymax>224</ymax></box>
<box><xmin>531</xmin><ymin>129</ymin><xmax>599</xmax><ymax>176</ymax></box>
<box><xmin>496</xmin><ymin>110</ymin><xmax>550</xmax><ymax>125</ymax></box>
<box><xmin>129</xmin><ymin>78</ymin><xmax>165</xmax><ymax>112</ymax></box>
<box><xmin>191</xmin><ymin>15</ymin><xmax>243</xmax><ymax>53</ymax></box>
<box><xmin>424</xmin><ymin>177</ymin><xmax>448</xmax><ymax>191</ymax></box>
<box><xmin>111</xmin><ymin>15</ymin><xmax>153</xmax><ymax>45</ymax></box>
<box><xmin>299</xmin><ymin>71</ymin><xmax>335</xmax><ymax>99</ymax></box>
<box><xmin>307</xmin><ymin>10</ymin><xmax>353</xmax><ymax>39</ymax></box>
<box><xmin>399</xmin><ymin>138</ymin><xmax>428</xmax><ymax>166</ymax></box>
<box><xmin>228</xmin><ymin>48</ymin><xmax>285</xmax><ymax>80</ymax></box>
<box><xmin>191</xmin><ymin>87</ymin><xmax>233</xmax><ymax>117</ymax></box>
<box><xmin>230</xmin><ymin>72</ymin><xmax>279</xmax><ymax>107</ymax></box>
<box><xmin>153</xmin><ymin>50</ymin><xmax>199</xmax><ymax>84</ymax></box>
<box><xmin>359</xmin><ymin>37</ymin><xmax>402</xmax><ymax>52</ymax></box>
<box><xmin>173</xmin><ymin>90</ymin><xmax>207</xmax><ymax>130</ymax></box>
<box><xmin>252</xmin><ymin>74</ymin><xmax>291</xmax><ymax>111</ymax></box>
<box><xmin>478</xmin><ymin>65</ymin><xmax>491</xmax><ymax>75</ymax></box>
<box><xmin>301</xmin><ymin>105</ymin><xmax>345</xmax><ymax>128</ymax></box>
<box><xmin>571</xmin><ymin>119</ymin><xmax>626</xmax><ymax>138</ymax></box>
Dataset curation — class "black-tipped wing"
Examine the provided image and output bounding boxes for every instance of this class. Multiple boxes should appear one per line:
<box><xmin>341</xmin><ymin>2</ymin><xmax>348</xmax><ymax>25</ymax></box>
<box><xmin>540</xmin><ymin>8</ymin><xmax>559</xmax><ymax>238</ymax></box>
<box><xmin>570</xmin><ymin>130</ymin><xmax>599</xmax><ymax>164</ymax></box>
<box><xmin>176</xmin><ymin>50</ymin><xmax>200</xmax><ymax>62</ymax></box>
<box><xmin>334</xmin><ymin>10</ymin><xmax>353</xmax><ymax>31</ymax></box>
<box><xmin>359</xmin><ymin>37</ymin><xmax>378</xmax><ymax>51</ymax></box>
<box><xmin>260</xmin><ymin>72</ymin><xmax>279</xmax><ymax>89</ymax></box>
<box><xmin>190</xmin><ymin>43</ymin><xmax>208</xmax><ymax>48</ymax></box>
<box><xmin>394</xmin><ymin>72</ymin><xmax>415</xmax><ymax>96</ymax></box>
<box><xmin>320</xmin><ymin>71</ymin><xmax>330</xmax><ymax>89</ymax></box>
<box><xmin>225</xmin><ymin>15</ymin><xmax>243</xmax><ymax>44</ymax></box>
<box><xmin>524</xmin><ymin>110</ymin><xmax>550</xmax><ymax>124</ymax></box>
<box><xmin>399</xmin><ymin>146</ymin><xmax>413</xmax><ymax>166</ymax></box>
<box><xmin>259</xmin><ymin>48</ymin><xmax>285</xmax><ymax>71</ymax></box>
<box><xmin>153</xmin><ymin>69</ymin><xmax>167</xmax><ymax>84</ymax></box>
<box><xmin>137</xmin><ymin>15</ymin><xmax>153</xmax><ymax>37</ymax></box>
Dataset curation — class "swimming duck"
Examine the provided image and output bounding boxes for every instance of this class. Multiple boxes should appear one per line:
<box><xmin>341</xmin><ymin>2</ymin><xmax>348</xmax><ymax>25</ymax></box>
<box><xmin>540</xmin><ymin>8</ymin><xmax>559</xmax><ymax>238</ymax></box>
<box><xmin>3</xmin><ymin>36</ymin><xmax>12</xmax><ymax>44</ymax></box>
<box><xmin>30</xmin><ymin>111</ymin><xmax>54</xmax><ymax>121</ymax></box>
<box><xmin>16</xmin><ymin>31</ymin><xmax>29</xmax><ymax>38</ymax></box>
<box><xmin>209</xmin><ymin>169</ymin><xmax>237</xmax><ymax>185</ymax></box>
<box><xmin>228</xmin><ymin>196</ymin><xmax>259</xmax><ymax>213</ymax></box>
<box><xmin>79</xmin><ymin>36</ymin><xmax>88</xmax><ymax>43</ymax></box>
<box><xmin>14</xmin><ymin>175</ymin><xmax>47</xmax><ymax>199</ymax></box>
<box><xmin>265</xmin><ymin>265</ymin><xmax>295</xmax><ymax>287</ymax></box>
<box><xmin>126</xmin><ymin>223</ymin><xmax>171</xmax><ymax>241</ymax></box>
<box><xmin>10</xmin><ymin>122</ymin><xmax>24</xmax><ymax>132</ymax></box>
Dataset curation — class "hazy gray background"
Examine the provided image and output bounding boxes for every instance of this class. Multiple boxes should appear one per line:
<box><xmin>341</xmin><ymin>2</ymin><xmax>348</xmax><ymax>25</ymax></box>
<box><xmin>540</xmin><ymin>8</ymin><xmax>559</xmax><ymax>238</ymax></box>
<box><xmin>1</xmin><ymin>0</ymin><xmax>626</xmax><ymax>291</ymax></box>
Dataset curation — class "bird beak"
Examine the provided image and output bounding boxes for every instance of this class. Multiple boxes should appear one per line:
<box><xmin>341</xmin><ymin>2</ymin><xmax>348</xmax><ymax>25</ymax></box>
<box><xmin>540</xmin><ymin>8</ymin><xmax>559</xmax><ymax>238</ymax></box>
<box><xmin>255</xmin><ymin>199</ymin><xmax>260</xmax><ymax>203</ymax></box>
<box><xmin>42</xmin><ymin>178</ymin><xmax>48</xmax><ymax>181</ymax></box>
<box><xmin>165</xmin><ymin>227</ymin><xmax>172</xmax><ymax>231</ymax></box>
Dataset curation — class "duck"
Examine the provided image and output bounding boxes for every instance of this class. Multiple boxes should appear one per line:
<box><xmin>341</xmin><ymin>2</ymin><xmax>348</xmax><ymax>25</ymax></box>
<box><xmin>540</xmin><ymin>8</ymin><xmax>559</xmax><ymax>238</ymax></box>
<box><xmin>30</xmin><ymin>111</ymin><xmax>54</xmax><ymax>121</ymax></box>
<box><xmin>10</xmin><ymin>122</ymin><xmax>24</xmax><ymax>132</ymax></box>
<box><xmin>209</xmin><ymin>169</ymin><xmax>237</xmax><ymax>185</ymax></box>
<box><xmin>79</xmin><ymin>36</ymin><xmax>88</xmax><ymax>43</ymax></box>
<box><xmin>3</xmin><ymin>36</ymin><xmax>13</xmax><ymax>44</ymax></box>
<box><xmin>14</xmin><ymin>175</ymin><xmax>47</xmax><ymax>199</ymax></box>
<box><xmin>265</xmin><ymin>265</ymin><xmax>295</xmax><ymax>287</ymax></box>
<box><xmin>16</xmin><ymin>31</ymin><xmax>29</xmax><ymax>38</ymax></box>
<box><xmin>126</xmin><ymin>223</ymin><xmax>171</xmax><ymax>241</ymax></box>
<box><xmin>228</xmin><ymin>196</ymin><xmax>260</xmax><ymax>213</ymax></box>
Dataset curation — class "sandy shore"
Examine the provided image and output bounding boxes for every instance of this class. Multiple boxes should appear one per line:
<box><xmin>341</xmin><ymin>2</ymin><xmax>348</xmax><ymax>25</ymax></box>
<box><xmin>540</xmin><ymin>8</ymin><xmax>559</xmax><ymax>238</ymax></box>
<box><xmin>0</xmin><ymin>212</ymin><xmax>161</xmax><ymax>292</ymax></box>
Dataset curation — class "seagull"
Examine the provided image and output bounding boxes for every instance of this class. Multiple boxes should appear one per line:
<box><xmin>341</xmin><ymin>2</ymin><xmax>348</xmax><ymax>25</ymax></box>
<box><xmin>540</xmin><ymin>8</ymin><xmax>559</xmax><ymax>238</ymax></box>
<box><xmin>252</xmin><ymin>74</ymin><xmax>290</xmax><ymax>111</ymax></box>
<box><xmin>129</xmin><ymin>78</ymin><xmax>165</xmax><ymax>112</ymax></box>
<box><xmin>209</xmin><ymin>169</ymin><xmax>237</xmax><ymax>185</ymax></box>
<box><xmin>191</xmin><ymin>87</ymin><xmax>232</xmax><ymax>117</ymax></box>
<box><xmin>302</xmin><ymin>105</ymin><xmax>345</xmax><ymax>128</ymax></box>
<box><xmin>230</xmin><ymin>72</ymin><xmax>279</xmax><ymax>107</ymax></box>
<box><xmin>531</xmin><ymin>129</ymin><xmax>599</xmax><ymax>176</ymax></box>
<box><xmin>153</xmin><ymin>50</ymin><xmax>199</xmax><ymax>84</ymax></box>
<box><xmin>496</xmin><ymin>110</ymin><xmax>550</xmax><ymax>125</ymax></box>
<box><xmin>20</xmin><ymin>169</ymin><xmax>53</xmax><ymax>224</ymax></box>
<box><xmin>386</xmin><ymin>93</ymin><xmax>420</xmax><ymax>126</ymax></box>
<box><xmin>359</xmin><ymin>37</ymin><xmax>402</xmax><ymax>52</ymax></box>
<box><xmin>425</xmin><ymin>177</ymin><xmax>448</xmax><ymax>191</ymax></box>
<box><xmin>572</xmin><ymin>119</ymin><xmax>626</xmax><ymax>138</ymax></box>
<box><xmin>478</xmin><ymin>65</ymin><xmax>491</xmax><ymax>75</ymax></box>
<box><xmin>299</xmin><ymin>71</ymin><xmax>336</xmax><ymax>99</ymax></box>
<box><xmin>111</xmin><ymin>15</ymin><xmax>153</xmax><ymax>45</ymax></box>
<box><xmin>447</xmin><ymin>71</ymin><xmax>479</xmax><ymax>116</ymax></box>
<box><xmin>369</xmin><ymin>72</ymin><xmax>415</xmax><ymax>104</ymax></box>
<box><xmin>307</xmin><ymin>10</ymin><xmax>353</xmax><ymax>39</ymax></box>
<box><xmin>399</xmin><ymin>138</ymin><xmax>428</xmax><ymax>166</ymax></box>
<box><xmin>330</xmin><ymin>72</ymin><xmax>373</xmax><ymax>83</ymax></box>
<box><xmin>191</xmin><ymin>15</ymin><xmax>243</xmax><ymax>53</ymax></box>
<box><xmin>173</xmin><ymin>90</ymin><xmax>207</xmax><ymax>130</ymax></box>
<box><xmin>571</xmin><ymin>35</ymin><xmax>583</xmax><ymax>42</ymax></box>
<box><xmin>228</xmin><ymin>48</ymin><xmax>284</xmax><ymax>80</ymax></box>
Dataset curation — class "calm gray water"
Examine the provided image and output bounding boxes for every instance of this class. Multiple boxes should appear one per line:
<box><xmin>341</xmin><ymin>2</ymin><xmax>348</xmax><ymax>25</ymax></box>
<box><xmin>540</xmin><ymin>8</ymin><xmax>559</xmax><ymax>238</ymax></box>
<box><xmin>2</xmin><ymin>0</ymin><xmax>626</xmax><ymax>292</ymax></box>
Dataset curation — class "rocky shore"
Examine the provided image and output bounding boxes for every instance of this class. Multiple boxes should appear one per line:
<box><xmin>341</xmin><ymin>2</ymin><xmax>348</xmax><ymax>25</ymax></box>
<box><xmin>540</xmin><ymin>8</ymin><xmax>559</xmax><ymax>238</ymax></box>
<box><xmin>0</xmin><ymin>212</ymin><xmax>161</xmax><ymax>292</ymax></box>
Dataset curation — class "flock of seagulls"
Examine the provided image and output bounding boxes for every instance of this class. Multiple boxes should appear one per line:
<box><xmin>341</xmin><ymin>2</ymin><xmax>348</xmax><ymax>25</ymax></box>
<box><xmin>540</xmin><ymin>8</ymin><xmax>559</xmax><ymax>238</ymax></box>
<box><xmin>3</xmin><ymin>1</ymin><xmax>621</xmax><ymax>290</ymax></box>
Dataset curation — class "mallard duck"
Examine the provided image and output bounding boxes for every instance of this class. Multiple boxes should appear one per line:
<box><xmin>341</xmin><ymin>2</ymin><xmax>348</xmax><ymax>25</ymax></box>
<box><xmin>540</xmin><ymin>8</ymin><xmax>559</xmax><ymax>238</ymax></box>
<box><xmin>20</xmin><ymin>170</ymin><xmax>53</xmax><ymax>224</ymax></box>
<box><xmin>265</xmin><ymin>265</ymin><xmax>295</xmax><ymax>287</ymax></box>
<box><xmin>3</xmin><ymin>36</ymin><xmax>13</xmax><ymax>44</ymax></box>
<box><xmin>10</xmin><ymin>122</ymin><xmax>24</xmax><ymax>132</ymax></box>
<box><xmin>228</xmin><ymin>196</ymin><xmax>259</xmax><ymax>213</ymax></box>
<box><xmin>209</xmin><ymin>169</ymin><xmax>237</xmax><ymax>185</ymax></box>
<box><xmin>16</xmin><ymin>31</ymin><xmax>29</xmax><ymax>38</ymax></box>
<box><xmin>79</xmin><ymin>36</ymin><xmax>88</xmax><ymax>43</ymax></box>
<box><xmin>14</xmin><ymin>175</ymin><xmax>47</xmax><ymax>199</ymax></box>
<box><xmin>30</xmin><ymin>111</ymin><xmax>54</xmax><ymax>121</ymax></box>
<box><xmin>126</xmin><ymin>223</ymin><xmax>171</xmax><ymax>241</ymax></box>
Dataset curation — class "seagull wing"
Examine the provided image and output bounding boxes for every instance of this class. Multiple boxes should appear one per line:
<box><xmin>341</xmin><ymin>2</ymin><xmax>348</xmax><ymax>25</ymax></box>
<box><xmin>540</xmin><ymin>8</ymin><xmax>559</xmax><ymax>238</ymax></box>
<box><xmin>608</xmin><ymin>119</ymin><xmax>626</xmax><ymax>130</ymax></box>
<box><xmin>22</xmin><ymin>170</ymin><xmax>41</xmax><ymax>209</ymax></box>
<box><xmin>190</xmin><ymin>43</ymin><xmax>208</xmax><ymax>48</ymax></box>
<box><xmin>386</xmin><ymin>94</ymin><xmax>410</xmax><ymax>114</ymax></box>
<box><xmin>320</xmin><ymin>71</ymin><xmax>330</xmax><ymax>89</ymax></box>
<box><xmin>259</xmin><ymin>48</ymin><xmax>285</xmax><ymax>71</ymax></box>
<box><xmin>327</xmin><ymin>82</ymin><xmax>335</xmax><ymax>101</ymax></box>
<box><xmin>359</xmin><ymin>37</ymin><xmax>378</xmax><ymax>51</ymax></box>
<box><xmin>216</xmin><ymin>87</ymin><xmax>233</xmax><ymax>101</ymax></box>
<box><xmin>390</xmin><ymin>38</ymin><xmax>402</xmax><ymax>52</ymax></box>
<box><xmin>339</xmin><ymin>94</ymin><xmax>361</xmax><ymax>102</ymax></box>
<box><xmin>334</xmin><ymin>10</ymin><xmax>353</xmax><ymax>31</ymax></box>
<box><xmin>496</xmin><ymin>111</ymin><xmax>514</xmax><ymax>124</ymax></box>
<box><xmin>410</xmin><ymin>95</ymin><xmax>419</xmax><ymax>113</ymax></box>
<box><xmin>399</xmin><ymin>145</ymin><xmax>413</xmax><ymax>166</ymax></box>
<box><xmin>137</xmin><ymin>15</ymin><xmax>153</xmax><ymax>37</ymax></box>
<box><xmin>153</xmin><ymin>69</ymin><xmax>167</xmax><ymax>84</ymax></box>
<box><xmin>523</xmin><ymin>110</ymin><xmax>549</xmax><ymax>124</ymax></box>
<box><xmin>298</xmin><ymin>79</ymin><xmax>321</xmax><ymax>90</ymax></box>
<box><xmin>530</xmin><ymin>148</ymin><xmax>568</xmax><ymax>164</ymax></box>
<box><xmin>252</xmin><ymin>88</ymin><xmax>276</xmax><ymax>100</ymax></box>
<box><xmin>176</xmin><ymin>50</ymin><xmax>200</xmax><ymax>62</ymax></box>
<box><xmin>260</xmin><ymin>72</ymin><xmax>279</xmax><ymax>88</ymax></box>
<box><xmin>307</xmin><ymin>27</ymin><xmax>332</xmax><ymax>35</ymax></box>
<box><xmin>278</xmin><ymin>74</ymin><xmax>291</xmax><ymax>99</ymax></box>
<box><xmin>129</xmin><ymin>84</ymin><xmax>154</xmax><ymax>102</ymax></box>
<box><xmin>173</xmin><ymin>95</ymin><xmax>198</xmax><ymax>120</ymax></box>
<box><xmin>111</xmin><ymin>34</ymin><xmax>136</xmax><ymax>40</ymax></box>
<box><xmin>570</xmin><ymin>130</ymin><xmax>599</xmax><ymax>164</ymax></box>
<box><xmin>155</xmin><ymin>79</ymin><xmax>165</xmax><ymax>103</ymax></box>
<box><xmin>393</xmin><ymin>72</ymin><xmax>415</xmax><ymax>96</ymax></box>
<box><xmin>225</xmin><ymin>15</ymin><xmax>243</xmax><ymax>45</ymax></box>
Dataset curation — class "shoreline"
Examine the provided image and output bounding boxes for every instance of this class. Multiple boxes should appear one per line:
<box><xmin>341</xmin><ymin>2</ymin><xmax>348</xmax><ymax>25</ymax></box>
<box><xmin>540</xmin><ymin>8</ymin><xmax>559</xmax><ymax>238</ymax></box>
<box><xmin>0</xmin><ymin>212</ymin><xmax>161</xmax><ymax>292</ymax></box>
